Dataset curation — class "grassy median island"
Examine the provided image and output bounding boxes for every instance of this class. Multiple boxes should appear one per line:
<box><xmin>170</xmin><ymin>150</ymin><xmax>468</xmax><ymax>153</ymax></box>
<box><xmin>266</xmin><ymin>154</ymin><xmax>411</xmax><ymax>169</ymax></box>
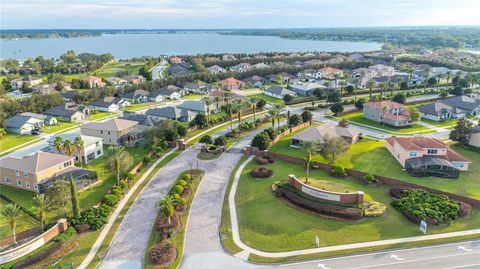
<box><xmin>270</xmin><ymin>129</ymin><xmax>480</xmax><ymax>199</ymax></box>
<box><xmin>234</xmin><ymin>158</ymin><xmax>480</xmax><ymax>252</ymax></box>
<box><xmin>339</xmin><ymin>112</ymin><xmax>431</xmax><ymax>133</ymax></box>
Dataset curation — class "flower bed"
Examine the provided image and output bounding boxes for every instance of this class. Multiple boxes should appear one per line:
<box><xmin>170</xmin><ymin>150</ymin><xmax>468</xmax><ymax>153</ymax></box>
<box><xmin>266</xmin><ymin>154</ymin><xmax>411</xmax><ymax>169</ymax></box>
<box><xmin>250</xmin><ymin>166</ymin><xmax>273</xmax><ymax>178</ymax></box>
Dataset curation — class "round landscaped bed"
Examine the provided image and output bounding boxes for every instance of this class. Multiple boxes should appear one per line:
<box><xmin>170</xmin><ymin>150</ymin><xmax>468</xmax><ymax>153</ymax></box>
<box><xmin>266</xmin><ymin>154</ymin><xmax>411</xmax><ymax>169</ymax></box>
<box><xmin>149</xmin><ymin>242</ymin><xmax>177</xmax><ymax>267</ymax></box>
<box><xmin>250</xmin><ymin>166</ymin><xmax>273</xmax><ymax>178</ymax></box>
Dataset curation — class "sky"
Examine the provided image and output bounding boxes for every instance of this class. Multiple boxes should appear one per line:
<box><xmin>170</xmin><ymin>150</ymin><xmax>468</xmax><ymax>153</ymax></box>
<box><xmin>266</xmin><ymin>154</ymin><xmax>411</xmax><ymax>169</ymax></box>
<box><xmin>1</xmin><ymin>0</ymin><xmax>480</xmax><ymax>29</ymax></box>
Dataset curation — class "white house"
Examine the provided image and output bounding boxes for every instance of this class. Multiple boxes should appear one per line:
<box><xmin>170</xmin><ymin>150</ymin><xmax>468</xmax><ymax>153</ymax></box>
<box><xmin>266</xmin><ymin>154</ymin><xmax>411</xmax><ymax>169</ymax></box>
<box><xmin>48</xmin><ymin>134</ymin><xmax>104</xmax><ymax>164</ymax></box>
<box><xmin>264</xmin><ymin>86</ymin><xmax>297</xmax><ymax>99</ymax></box>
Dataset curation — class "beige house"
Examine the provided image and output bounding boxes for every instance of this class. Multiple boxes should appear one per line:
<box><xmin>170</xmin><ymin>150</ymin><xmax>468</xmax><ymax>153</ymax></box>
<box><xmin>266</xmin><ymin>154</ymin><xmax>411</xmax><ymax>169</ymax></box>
<box><xmin>469</xmin><ymin>126</ymin><xmax>480</xmax><ymax>148</ymax></box>
<box><xmin>79</xmin><ymin>76</ymin><xmax>106</xmax><ymax>88</ymax></box>
<box><xmin>80</xmin><ymin>118</ymin><xmax>142</xmax><ymax>146</ymax></box>
<box><xmin>0</xmin><ymin>152</ymin><xmax>75</xmax><ymax>192</ymax></box>
<box><xmin>385</xmin><ymin>136</ymin><xmax>470</xmax><ymax>171</ymax></box>
<box><xmin>291</xmin><ymin>123</ymin><xmax>360</xmax><ymax>146</ymax></box>
<box><xmin>10</xmin><ymin>76</ymin><xmax>43</xmax><ymax>90</ymax></box>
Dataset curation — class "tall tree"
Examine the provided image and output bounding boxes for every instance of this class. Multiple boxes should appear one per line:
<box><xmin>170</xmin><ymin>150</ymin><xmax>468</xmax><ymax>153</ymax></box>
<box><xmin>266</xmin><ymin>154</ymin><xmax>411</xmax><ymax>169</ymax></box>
<box><xmin>63</xmin><ymin>140</ymin><xmax>75</xmax><ymax>156</ymax></box>
<box><xmin>301</xmin><ymin>140</ymin><xmax>319</xmax><ymax>183</ymax></box>
<box><xmin>0</xmin><ymin>128</ymin><xmax>6</xmax><ymax>140</ymax></box>
<box><xmin>105</xmin><ymin>146</ymin><xmax>133</xmax><ymax>184</ymax></box>
<box><xmin>267</xmin><ymin>107</ymin><xmax>280</xmax><ymax>129</ymax></box>
<box><xmin>423</xmin><ymin>67</ymin><xmax>430</xmax><ymax>93</ymax></box>
<box><xmin>1</xmin><ymin>203</ymin><xmax>22</xmax><ymax>244</ymax></box>
<box><xmin>155</xmin><ymin>195</ymin><xmax>181</xmax><ymax>224</ymax></box>
<box><xmin>32</xmin><ymin>194</ymin><xmax>50</xmax><ymax>230</ymax></box>
<box><xmin>366</xmin><ymin>79</ymin><xmax>376</xmax><ymax>101</ymax></box>
<box><xmin>449</xmin><ymin>119</ymin><xmax>474</xmax><ymax>146</ymax></box>
<box><xmin>317</xmin><ymin>135</ymin><xmax>350</xmax><ymax>164</ymax></box>
<box><xmin>47</xmin><ymin>180</ymin><xmax>71</xmax><ymax>217</ymax></box>
<box><xmin>249</xmin><ymin>96</ymin><xmax>260</xmax><ymax>122</ymax></box>
<box><xmin>69</xmin><ymin>177</ymin><xmax>80</xmax><ymax>219</ymax></box>
<box><xmin>73</xmin><ymin>136</ymin><xmax>84</xmax><ymax>165</ymax></box>
<box><xmin>54</xmin><ymin>136</ymin><xmax>64</xmax><ymax>154</ymax></box>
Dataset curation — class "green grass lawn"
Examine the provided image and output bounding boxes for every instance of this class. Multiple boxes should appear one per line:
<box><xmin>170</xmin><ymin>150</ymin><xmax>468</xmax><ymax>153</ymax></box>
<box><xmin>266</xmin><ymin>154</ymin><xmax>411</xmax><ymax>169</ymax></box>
<box><xmin>421</xmin><ymin>118</ymin><xmax>458</xmax><ymax>128</ymax></box>
<box><xmin>182</xmin><ymin>93</ymin><xmax>207</xmax><ymax>100</ymax></box>
<box><xmin>270</xmin><ymin>129</ymin><xmax>480</xmax><ymax>199</ymax></box>
<box><xmin>88</xmin><ymin>111</ymin><xmax>120</xmax><ymax>121</ymax></box>
<box><xmin>41</xmin><ymin>121</ymin><xmax>79</xmax><ymax>134</ymax></box>
<box><xmin>340</xmin><ymin>112</ymin><xmax>431</xmax><ymax>133</ymax></box>
<box><xmin>235</xmin><ymin>159</ymin><xmax>480</xmax><ymax>252</ymax></box>
<box><xmin>123</xmin><ymin>102</ymin><xmax>159</xmax><ymax>112</ymax></box>
<box><xmin>249</xmin><ymin>93</ymin><xmax>285</xmax><ymax>106</ymax></box>
<box><xmin>0</xmin><ymin>133</ymin><xmax>41</xmax><ymax>153</ymax></box>
<box><xmin>94</xmin><ymin>61</ymin><xmax>145</xmax><ymax>78</ymax></box>
<box><xmin>0</xmin><ymin>198</ymin><xmax>39</xmax><ymax>238</ymax></box>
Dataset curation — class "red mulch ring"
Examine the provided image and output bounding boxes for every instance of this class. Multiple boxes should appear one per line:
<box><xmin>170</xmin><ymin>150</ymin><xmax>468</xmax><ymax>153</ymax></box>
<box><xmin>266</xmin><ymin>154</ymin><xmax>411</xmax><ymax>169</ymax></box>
<box><xmin>149</xmin><ymin>243</ymin><xmax>177</xmax><ymax>266</ymax></box>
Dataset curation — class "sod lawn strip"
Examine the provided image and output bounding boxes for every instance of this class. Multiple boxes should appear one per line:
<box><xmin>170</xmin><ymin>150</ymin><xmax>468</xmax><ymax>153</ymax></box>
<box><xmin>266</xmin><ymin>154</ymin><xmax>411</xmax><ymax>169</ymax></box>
<box><xmin>235</xmin><ymin>159</ymin><xmax>480</xmax><ymax>252</ymax></box>
<box><xmin>0</xmin><ymin>133</ymin><xmax>41</xmax><ymax>153</ymax></box>
<box><xmin>0</xmin><ymin>197</ymin><xmax>39</xmax><ymax>237</ymax></box>
<box><xmin>339</xmin><ymin>112</ymin><xmax>431</xmax><ymax>133</ymax></box>
<box><xmin>269</xmin><ymin>129</ymin><xmax>480</xmax><ymax>199</ymax></box>
<box><xmin>421</xmin><ymin>118</ymin><xmax>458</xmax><ymax>128</ymax></box>
<box><xmin>248</xmin><ymin>93</ymin><xmax>285</xmax><ymax>106</ymax></box>
<box><xmin>94</xmin><ymin>61</ymin><xmax>145</xmax><ymax>78</ymax></box>
<box><xmin>41</xmin><ymin>121</ymin><xmax>79</xmax><ymax>134</ymax></box>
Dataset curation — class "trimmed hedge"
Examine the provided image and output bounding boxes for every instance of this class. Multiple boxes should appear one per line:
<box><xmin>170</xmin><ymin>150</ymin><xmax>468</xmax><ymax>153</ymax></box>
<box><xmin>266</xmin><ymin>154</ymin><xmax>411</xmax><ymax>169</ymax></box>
<box><xmin>102</xmin><ymin>194</ymin><xmax>119</xmax><ymax>207</ymax></box>
<box><xmin>249</xmin><ymin>166</ymin><xmax>273</xmax><ymax>178</ymax></box>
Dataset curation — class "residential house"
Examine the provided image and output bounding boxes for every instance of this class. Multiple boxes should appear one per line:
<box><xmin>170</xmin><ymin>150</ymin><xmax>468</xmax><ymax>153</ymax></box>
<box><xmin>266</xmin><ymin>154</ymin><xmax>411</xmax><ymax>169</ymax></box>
<box><xmin>106</xmin><ymin>77</ymin><xmax>128</xmax><ymax>87</ymax></box>
<box><xmin>120</xmin><ymin>112</ymin><xmax>159</xmax><ymax>127</ymax></box>
<box><xmin>177</xmin><ymin>100</ymin><xmax>217</xmax><ymax>114</ymax></box>
<box><xmin>80</xmin><ymin>118</ymin><xmax>143</xmax><ymax>146</ymax></box>
<box><xmin>438</xmin><ymin>96</ymin><xmax>480</xmax><ymax>116</ymax></box>
<box><xmin>5</xmin><ymin>113</ymin><xmax>57</xmax><ymax>134</ymax></box>
<box><xmin>218</xmin><ymin>77</ymin><xmax>245</xmax><ymax>91</ymax></box>
<box><xmin>79</xmin><ymin>76</ymin><xmax>105</xmax><ymax>88</ymax></box>
<box><xmin>264</xmin><ymin>86</ymin><xmax>296</xmax><ymax>99</ymax></box>
<box><xmin>417</xmin><ymin>102</ymin><xmax>463</xmax><ymax>121</ymax></box>
<box><xmin>243</xmin><ymin>75</ymin><xmax>265</xmax><ymax>88</ymax></box>
<box><xmin>208</xmin><ymin>90</ymin><xmax>250</xmax><ymax>103</ymax></box>
<box><xmin>229</xmin><ymin>63</ymin><xmax>251</xmax><ymax>73</ymax></box>
<box><xmin>297</xmin><ymin>69</ymin><xmax>322</xmax><ymax>80</ymax></box>
<box><xmin>288</xmin><ymin>81</ymin><xmax>325</xmax><ymax>97</ymax></box>
<box><xmin>363</xmin><ymin>101</ymin><xmax>412</xmax><ymax>127</ymax></box>
<box><xmin>369</xmin><ymin>64</ymin><xmax>395</xmax><ymax>77</ymax></box>
<box><xmin>251</xmin><ymin>63</ymin><xmax>270</xmax><ymax>69</ymax></box>
<box><xmin>147</xmin><ymin>91</ymin><xmax>166</xmax><ymax>102</ymax></box>
<box><xmin>32</xmin><ymin>84</ymin><xmax>59</xmax><ymax>95</ymax></box>
<box><xmin>146</xmin><ymin>107</ymin><xmax>196</xmax><ymax>122</ymax></box>
<box><xmin>0</xmin><ymin>152</ymin><xmax>96</xmax><ymax>193</ymax></box>
<box><xmin>352</xmin><ymin>67</ymin><xmax>377</xmax><ymax>79</ymax></box>
<box><xmin>385</xmin><ymin>136</ymin><xmax>470</xmax><ymax>177</ymax></box>
<box><xmin>319</xmin><ymin>67</ymin><xmax>344</xmax><ymax>79</ymax></box>
<box><xmin>170</xmin><ymin>56</ymin><xmax>182</xmax><ymax>64</ymax></box>
<box><xmin>291</xmin><ymin>123</ymin><xmax>360</xmax><ymax>146</ymax></box>
<box><xmin>207</xmin><ymin>65</ymin><xmax>227</xmax><ymax>75</ymax></box>
<box><xmin>10</xmin><ymin>76</ymin><xmax>43</xmax><ymax>90</ymax></box>
<box><xmin>123</xmin><ymin>75</ymin><xmax>146</xmax><ymax>84</ymax></box>
<box><xmin>89</xmin><ymin>96</ymin><xmax>130</xmax><ymax>112</ymax></box>
<box><xmin>61</xmin><ymin>90</ymin><xmax>76</xmax><ymax>102</ymax></box>
<box><xmin>182</xmin><ymin>81</ymin><xmax>212</xmax><ymax>93</ymax></box>
<box><xmin>168</xmin><ymin>63</ymin><xmax>192</xmax><ymax>76</ymax></box>
<box><xmin>469</xmin><ymin>126</ymin><xmax>480</xmax><ymax>148</ymax></box>
<box><xmin>267</xmin><ymin>72</ymin><xmax>296</xmax><ymax>84</ymax></box>
<box><xmin>153</xmin><ymin>85</ymin><xmax>183</xmax><ymax>99</ymax></box>
<box><xmin>222</xmin><ymin>54</ymin><xmax>237</xmax><ymax>61</ymax></box>
<box><xmin>44</xmin><ymin>103</ymin><xmax>89</xmax><ymax>122</ymax></box>
<box><xmin>122</xmin><ymin>89</ymin><xmax>150</xmax><ymax>103</ymax></box>
<box><xmin>48</xmin><ymin>134</ymin><xmax>103</xmax><ymax>164</ymax></box>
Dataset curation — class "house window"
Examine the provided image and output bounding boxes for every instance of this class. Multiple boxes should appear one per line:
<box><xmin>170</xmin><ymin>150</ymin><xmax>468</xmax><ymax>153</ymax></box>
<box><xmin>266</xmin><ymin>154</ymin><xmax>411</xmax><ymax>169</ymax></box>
<box><xmin>95</xmin><ymin>142</ymin><xmax>100</xmax><ymax>147</ymax></box>
<box><xmin>427</xmin><ymin>149</ymin><xmax>438</xmax><ymax>154</ymax></box>
<box><xmin>100</xmin><ymin>130</ymin><xmax>103</xmax><ymax>134</ymax></box>
<box><xmin>17</xmin><ymin>180</ymin><xmax>22</xmax><ymax>186</ymax></box>
<box><xmin>15</xmin><ymin>170</ymin><xmax>20</xmax><ymax>176</ymax></box>
<box><xmin>4</xmin><ymin>177</ymin><xmax>11</xmax><ymax>184</ymax></box>
<box><xmin>109</xmin><ymin>138</ymin><xmax>112</xmax><ymax>143</ymax></box>
<box><xmin>26</xmin><ymin>182</ymin><xmax>30</xmax><ymax>188</ymax></box>
<box><xmin>24</xmin><ymin>172</ymin><xmax>28</xmax><ymax>178</ymax></box>
<box><xmin>34</xmin><ymin>184</ymin><xmax>38</xmax><ymax>190</ymax></box>
<box><xmin>57</xmin><ymin>165</ymin><xmax>62</xmax><ymax>170</ymax></box>
<box><xmin>97</xmin><ymin>150</ymin><xmax>102</xmax><ymax>155</ymax></box>
<box><xmin>108</xmin><ymin>131</ymin><xmax>111</xmax><ymax>135</ymax></box>
<box><xmin>409</xmin><ymin>151</ymin><xmax>417</xmax><ymax>157</ymax></box>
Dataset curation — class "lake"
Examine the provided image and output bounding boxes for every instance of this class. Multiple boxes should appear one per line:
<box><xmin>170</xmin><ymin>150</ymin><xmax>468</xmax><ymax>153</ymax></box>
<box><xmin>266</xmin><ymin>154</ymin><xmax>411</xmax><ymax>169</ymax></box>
<box><xmin>0</xmin><ymin>33</ymin><xmax>381</xmax><ymax>60</ymax></box>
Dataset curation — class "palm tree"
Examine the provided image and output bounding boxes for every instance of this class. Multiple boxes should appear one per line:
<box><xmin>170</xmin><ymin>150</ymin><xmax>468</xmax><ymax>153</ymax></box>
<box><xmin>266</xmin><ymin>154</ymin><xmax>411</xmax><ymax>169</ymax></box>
<box><xmin>105</xmin><ymin>145</ymin><xmax>133</xmax><ymax>184</ymax></box>
<box><xmin>214</xmin><ymin>96</ymin><xmax>221</xmax><ymax>112</ymax></box>
<box><xmin>392</xmin><ymin>77</ymin><xmax>404</xmax><ymax>97</ymax></box>
<box><xmin>324</xmin><ymin>80</ymin><xmax>332</xmax><ymax>89</ymax></box>
<box><xmin>204</xmin><ymin>98</ymin><xmax>212</xmax><ymax>125</ymax></box>
<box><xmin>406</xmin><ymin>67</ymin><xmax>414</xmax><ymax>86</ymax></box>
<box><xmin>32</xmin><ymin>194</ymin><xmax>50</xmax><ymax>230</ymax></box>
<box><xmin>268</xmin><ymin>108</ymin><xmax>280</xmax><ymax>129</ymax></box>
<box><xmin>301</xmin><ymin>140</ymin><xmax>319</xmax><ymax>183</ymax></box>
<box><xmin>0</xmin><ymin>128</ymin><xmax>6</xmax><ymax>140</ymax></box>
<box><xmin>381</xmin><ymin>106</ymin><xmax>389</xmax><ymax>126</ymax></box>
<box><xmin>1</xmin><ymin>203</ymin><xmax>22</xmax><ymax>244</ymax></box>
<box><xmin>446</xmin><ymin>71</ymin><xmax>452</xmax><ymax>85</ymax></box>
<box><xmin>249</xmin><ymin>96</ymin><xmax>260</xmax><ymax>122</ymax></box>
<box><xmin>380</xmin><ymin>81</ymin><xmax>389</xmax><ymax>101</ymax></box>
<box><xmin>423</xmin><ymin>68</ymin><xmax>430</xmax><ymax>93</ymax></box>
<box><xmin>63</xmin><ymin>140</ymin><xmax>75</xmax><ymax>156</ymax></box>
<box><xmin>351</xmin><ymin>78</ymin><xmax>360</xmax><ymax>101</ymax></box>
<box><xmin>466</xmin><ymin>72</ymin><xmax>477</xmax><ymax>90</ymax></box>
<box><xmin>366</xmin><ymin>79</ymin><xmax>376</xmax><ymax>101</ymax></box>
<box><xmin>54</xmin><ymin>136</ymin><xmax>64</xmax><ymax>154</ymax></box>
<box><xmin>155</xmin><ymin>195</ymin><xmax>181</xmax><ymax>225</ymax></box>
<box><xmin>73</xmin><ymin>136</ymin><xmax>84</xmax><ymax>165</ymax></box>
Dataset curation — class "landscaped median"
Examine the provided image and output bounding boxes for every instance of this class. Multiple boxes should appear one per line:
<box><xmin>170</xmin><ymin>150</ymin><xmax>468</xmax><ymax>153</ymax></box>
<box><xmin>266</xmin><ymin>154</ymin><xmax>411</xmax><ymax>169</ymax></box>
<box><xmin>144</xmin><ymin>169</ymin><xmax>204</xmax><ymax>269</ymax></box>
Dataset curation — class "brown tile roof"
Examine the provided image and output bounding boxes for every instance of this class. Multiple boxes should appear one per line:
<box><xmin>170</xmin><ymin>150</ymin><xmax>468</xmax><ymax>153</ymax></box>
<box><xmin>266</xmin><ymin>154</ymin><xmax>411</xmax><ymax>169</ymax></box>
<box><xmin>81</xmin><ymin>118</ymin><xmax>138</xmax><ymax>132</ymax></box>
<box><xmin>389</xmin><ymin>136</ymin><xmax>448</xmax><ymax>151</ymax></box>
<box><xmin>365</xmin><ymin>101</ymin><xmax>405</xmax><ymax>110</ymax></box>
<box><xmin>219</xmin><ymin>77</ymin><xmax>244</xmax><ymax>86</ymax></box>
<box><xmin>0</xmin><ymin>152</ymin><xmax>74</xmax><ymax>174</ymax></box>
<box><xmin>80</xmin><ymin>76</ymin><xmax>102</xmax><ymax>82</ymax></box>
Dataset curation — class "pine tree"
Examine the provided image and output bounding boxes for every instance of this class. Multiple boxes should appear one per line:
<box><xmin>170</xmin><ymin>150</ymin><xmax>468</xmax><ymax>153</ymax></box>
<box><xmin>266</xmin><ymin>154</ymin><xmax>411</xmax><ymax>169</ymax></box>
<box><xmin>70</xmin><ymin>177</ymin><xmax>80</xmax><ymax>219</ymax></box>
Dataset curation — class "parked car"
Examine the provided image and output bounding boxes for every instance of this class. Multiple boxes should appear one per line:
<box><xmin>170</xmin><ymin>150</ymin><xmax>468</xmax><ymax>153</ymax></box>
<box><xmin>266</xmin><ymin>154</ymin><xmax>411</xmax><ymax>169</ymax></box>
<box><xmin>31</xmin><ymin>128</ymin><xmax>42</xmax><ymax>135</ymax></box>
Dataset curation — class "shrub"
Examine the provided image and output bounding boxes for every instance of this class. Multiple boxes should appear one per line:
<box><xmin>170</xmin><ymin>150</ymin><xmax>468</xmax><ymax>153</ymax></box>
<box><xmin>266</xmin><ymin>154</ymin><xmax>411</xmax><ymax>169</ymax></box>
<box><xmin>362</xmin><ymin>173</ymin><xmax>376</xmax><ymax>183</ymax></box>
<box><xmin>172</xmin><ymin>184</ymin><xmax>184</xmax><ymax>194</ymax></box>
<box><xmin>255</xmin><ymin>156</ymin><xmax>268</xmax><ymax>165</ymax></box>
<box><xmin>288</xmin><ymin>114</ymin><xmax>302</xmax><ymax>127</ymax></box>
<box><xmin>168</xmin><ymin>227</ymin><xmax>175</xmax><ymax>237</ymax></box>
<box><xmin>330</xmin><ymin>102</ymin><xmax>344</xmax><ymax>115</ymax></box>
<box><xmin>251</xmin><ymin>132</ymin><xmax>271</xmax><ymax>150</ymax></box>
<box><xmin>75</xmin><ymin>223</ymin><xmax>90</xmax><ymax>233</ymax></box>
<box><xmin>250</xmin><ymin>166</ymin><xmax>273</xmax><ymax>178</ymax></box>
<box><xmin>391</xmin><ymin>189</ymin><xmax>460</xmax><ymax>224</ymax></box>
<box><xmin>143</xmin><ymin>156</ymin><xmax>152</xmax><ymax>163</ymax></box>
<box><xmin>332</xmin><ymin>165</ymin><xmax>346</xmax><ymax>176</ymax></box>
<box><xmin>125</xmin><ymin>173</ymin><xmax>135</xmax><ymax>181</ymax></box>
<box><xmin>263</xmin><ymin>127</ymin><xmax>276</xmax><ymax>140</ymax></box>
<box><xmin>176</xmin><ymin>179</ymin><xmax>187</xmax><ymax>187</ymax></box>
<box><xmin>301</xmin><ymin>110</ymin><xmax>313</xmax><ymax>122</ymax></box>
<box><xmin>182</xmin><ymin>174</ymin><xmax>192</xmax><ymax>182</ymax></box>
<box><xmin>103</xmin><ymin>194</ymin><xmax>119</xmax><ymax>207</ymax></box>
<box><xmin>364</xmin><ymin>202</ymin><xmax>387</xmax><ymax>217</ymax></box>
<box><xmin>458</xmin><ymin>201</ymin><xmax>472</xmax><ymax>217</ymax></box>
<box><xmin>77</xmin><ymin>205</ymin><xmax>112</xmax><ymax>230</ymax></box>
<box><xmin>389</xmin><ymin>187</ymin><xmax>407</xmax><ymax>198</ymax></box>
<box><xmin>271</xmin><ymin>181</ymin><xmax>281</xmax><ymax>192</ymax></box>
<box><xmin>199</xmin><ymin>135</ymin><xmax>213</xmax><ymax>145</ymax></box>
<box><xmin>52</xmin><ymin>227</ymin><xmax>77</xmax><ymax>242</ymax></box>
<box><xmin>149</xmin><ymin>243</ymin><xmax>177</xmax><ymax>265</ymax></box>
<box><xmin>119</xmin><ymin>180</ymin><xmax>129</xmax><ymax>190</ymax></box>
<box><xmin>214</xmin><ymin>136</ymin><xmax>227</xmax><ymax>147</ymax></box>
<box><xmin>111</xmin><ymin>186</ymin><xmax>123</xmax><ymax>198</ymax></box>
